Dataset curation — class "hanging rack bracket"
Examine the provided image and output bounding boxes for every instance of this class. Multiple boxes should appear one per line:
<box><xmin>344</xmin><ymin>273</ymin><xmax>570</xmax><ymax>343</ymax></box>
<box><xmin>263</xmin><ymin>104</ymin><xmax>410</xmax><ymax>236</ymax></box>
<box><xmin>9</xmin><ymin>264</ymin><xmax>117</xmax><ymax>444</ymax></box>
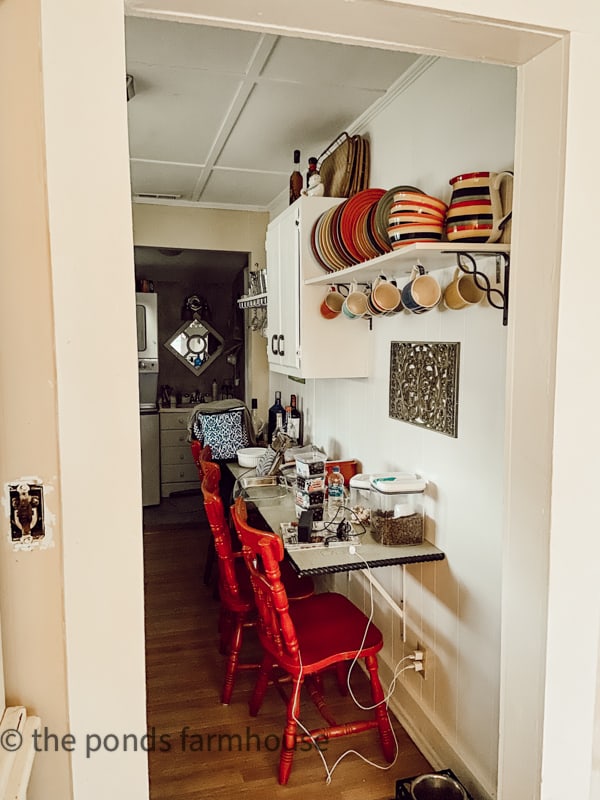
<box><xmin>452</xmin><ymin>250</ymin><xmax>510</xmax><ymax>326</ymax></box>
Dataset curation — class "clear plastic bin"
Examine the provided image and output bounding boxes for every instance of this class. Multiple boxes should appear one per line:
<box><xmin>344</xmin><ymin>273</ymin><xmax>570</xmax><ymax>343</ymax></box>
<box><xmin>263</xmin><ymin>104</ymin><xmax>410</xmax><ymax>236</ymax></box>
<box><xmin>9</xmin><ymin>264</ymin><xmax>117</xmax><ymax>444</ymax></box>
<box><xmin>369</xmin><ymin>473</ymin><xmax>426</xmax><ymax>546</ymax></box>
<box><xmin>348</xmin><ymin>474</ymin><xmax>372</xmax><ymax>529</ymax></box>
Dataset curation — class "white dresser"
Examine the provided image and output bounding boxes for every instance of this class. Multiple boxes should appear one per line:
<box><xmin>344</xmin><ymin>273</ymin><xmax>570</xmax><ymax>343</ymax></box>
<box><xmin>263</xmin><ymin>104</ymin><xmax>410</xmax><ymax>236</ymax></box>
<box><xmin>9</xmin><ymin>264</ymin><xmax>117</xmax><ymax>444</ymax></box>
<box><xmin>159</xmin><ymin>409</ymin><xmax>199</xmax><ymax>497</ymax></box>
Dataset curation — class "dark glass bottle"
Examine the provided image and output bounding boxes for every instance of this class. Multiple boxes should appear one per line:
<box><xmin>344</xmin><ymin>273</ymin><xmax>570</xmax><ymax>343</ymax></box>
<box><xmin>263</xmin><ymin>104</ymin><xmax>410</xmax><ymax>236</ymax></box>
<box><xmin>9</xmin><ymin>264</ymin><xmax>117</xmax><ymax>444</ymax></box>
<box><xmin>268</xmin><ymin>390</ymin><xmax>287</xmax><ymax>442</ymax></box>
<box><xmin>289</xmin><ymin>149</ymin><xmax>303</xmax><ymax>205</ymax></box>
<box><xmin>306</xmin><ymin>156</ymin><xmax>318</xmax><ymax>189</ymax></box>
<box><xmin>287</xmin><ymin>394</ymin><xmax>302</xmax><ymax>444</ymax></box>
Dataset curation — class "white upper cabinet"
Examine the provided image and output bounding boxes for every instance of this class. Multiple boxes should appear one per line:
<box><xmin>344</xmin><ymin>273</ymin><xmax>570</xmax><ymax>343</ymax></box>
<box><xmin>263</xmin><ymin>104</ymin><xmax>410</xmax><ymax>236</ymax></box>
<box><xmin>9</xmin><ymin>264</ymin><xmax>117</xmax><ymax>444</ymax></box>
<box><xmin>266</xmin><ymin>196</ymin><xmax>370</xmax><ymax>379</ymax></box>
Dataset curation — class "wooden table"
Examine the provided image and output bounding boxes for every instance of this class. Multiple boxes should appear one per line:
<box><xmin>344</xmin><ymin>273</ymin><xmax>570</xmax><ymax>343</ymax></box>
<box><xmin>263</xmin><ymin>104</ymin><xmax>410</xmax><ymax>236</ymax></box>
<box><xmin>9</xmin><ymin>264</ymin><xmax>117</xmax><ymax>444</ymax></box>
<box><xmin>226</xmin><ymin>462</ymin><xmax>445</xmax><ymax>577</ymax></box>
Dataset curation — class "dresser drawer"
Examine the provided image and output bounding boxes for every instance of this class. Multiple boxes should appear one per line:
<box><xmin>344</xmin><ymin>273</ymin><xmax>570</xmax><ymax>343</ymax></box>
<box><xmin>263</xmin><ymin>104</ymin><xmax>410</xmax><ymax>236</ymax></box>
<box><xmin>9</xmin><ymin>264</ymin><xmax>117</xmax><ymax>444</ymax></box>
<box><xmin>161</xmin><ymin>444</ymin><xmax>194</xmax><ymax>466</ymax></box>
<box><xmin>161</xmin><ymin>462</ymin><xmax>199</xmax><ymax>484</ymax></box>
<box><xmin>160</xmin><ymin>412</ymin><xmax>191</xmax><ymax>430</ymax></box>
<box><xmin>160</xmin><ymin>428</ymin><xmax>189</xmax><ymax>447</ymax></box>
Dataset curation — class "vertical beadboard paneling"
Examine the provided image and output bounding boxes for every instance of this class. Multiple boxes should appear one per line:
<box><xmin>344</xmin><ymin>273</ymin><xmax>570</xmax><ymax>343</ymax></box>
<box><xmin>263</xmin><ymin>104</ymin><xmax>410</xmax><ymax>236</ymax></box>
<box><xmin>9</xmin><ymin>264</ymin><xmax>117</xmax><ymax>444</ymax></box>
<box><xmin>269</xmin><ymin>57</ymin><xmax>515</xmax><ymax>792</ymax></box>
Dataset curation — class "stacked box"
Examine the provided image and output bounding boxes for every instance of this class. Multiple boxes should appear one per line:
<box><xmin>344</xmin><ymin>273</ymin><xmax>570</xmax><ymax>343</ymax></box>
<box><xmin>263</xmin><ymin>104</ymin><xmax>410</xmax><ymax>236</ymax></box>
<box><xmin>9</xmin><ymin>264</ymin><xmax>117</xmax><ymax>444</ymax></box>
<box><xmin>294</xmin><ymin>450</ymin><xmax>327</xmax><ymax>526</ymax></box>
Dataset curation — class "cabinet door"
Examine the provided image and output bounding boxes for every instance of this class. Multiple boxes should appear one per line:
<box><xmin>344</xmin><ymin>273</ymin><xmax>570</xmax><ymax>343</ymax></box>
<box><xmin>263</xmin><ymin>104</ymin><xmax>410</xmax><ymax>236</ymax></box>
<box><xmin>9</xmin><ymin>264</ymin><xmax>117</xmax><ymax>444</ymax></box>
<box><xmin>277</xmin><ymin>207</ymin><xmax>300</xmax><ymax>371</ymax></box>
<box><xmin>265</xmin><ymin>223</ymin><xmax>282</xmax><ymax>367</ymax></box>
<box><xmin>266</xmin><ymin>207</ymin><xmax>300</xmax><ymax>372</ymax></box>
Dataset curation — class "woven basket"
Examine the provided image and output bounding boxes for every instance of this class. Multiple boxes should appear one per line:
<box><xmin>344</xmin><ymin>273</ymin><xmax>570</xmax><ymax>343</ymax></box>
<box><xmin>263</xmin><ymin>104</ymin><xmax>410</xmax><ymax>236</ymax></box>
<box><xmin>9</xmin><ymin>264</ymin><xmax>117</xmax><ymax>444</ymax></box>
<box><xmin>319</xmin><ymin>132</ymin><xmax>369</xmax><ymax>198</ymax></box>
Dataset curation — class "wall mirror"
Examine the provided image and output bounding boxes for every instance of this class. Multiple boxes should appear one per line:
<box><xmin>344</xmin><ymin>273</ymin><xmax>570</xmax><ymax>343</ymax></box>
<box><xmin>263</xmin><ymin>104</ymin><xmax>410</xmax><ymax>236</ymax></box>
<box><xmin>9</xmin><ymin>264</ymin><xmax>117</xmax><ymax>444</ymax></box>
<box><xmin>164</xmin><ymin>314</ymin><xmax>224</xmax><ymax>375</ymax></box>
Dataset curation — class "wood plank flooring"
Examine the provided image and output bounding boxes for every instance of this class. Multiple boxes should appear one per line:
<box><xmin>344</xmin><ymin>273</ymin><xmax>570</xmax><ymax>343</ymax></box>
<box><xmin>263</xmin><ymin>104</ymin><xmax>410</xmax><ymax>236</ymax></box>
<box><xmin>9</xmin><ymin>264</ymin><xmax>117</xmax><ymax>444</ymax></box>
<box><xmin>143</xmin><ymin>521</ymin><xmax>430</xmax><ymax>799</ymax></box>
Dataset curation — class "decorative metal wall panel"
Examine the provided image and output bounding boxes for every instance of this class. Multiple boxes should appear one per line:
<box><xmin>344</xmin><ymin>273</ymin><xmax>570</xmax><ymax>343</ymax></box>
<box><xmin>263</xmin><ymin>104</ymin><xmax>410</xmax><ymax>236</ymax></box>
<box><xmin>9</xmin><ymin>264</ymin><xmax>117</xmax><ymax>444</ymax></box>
<box><xmin>389</xmin><ymin>342</ymin><xmax>460</xmax><ymax>437</ymax></box>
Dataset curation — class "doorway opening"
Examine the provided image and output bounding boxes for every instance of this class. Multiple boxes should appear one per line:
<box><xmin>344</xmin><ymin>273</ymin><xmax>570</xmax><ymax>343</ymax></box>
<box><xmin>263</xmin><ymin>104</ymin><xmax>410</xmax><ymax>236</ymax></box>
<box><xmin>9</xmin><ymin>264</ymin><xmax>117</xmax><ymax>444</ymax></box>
<box><xmin>134</xmin><ymin>244</ymin><xmax>248</xmax><ymax>520</ymax></box>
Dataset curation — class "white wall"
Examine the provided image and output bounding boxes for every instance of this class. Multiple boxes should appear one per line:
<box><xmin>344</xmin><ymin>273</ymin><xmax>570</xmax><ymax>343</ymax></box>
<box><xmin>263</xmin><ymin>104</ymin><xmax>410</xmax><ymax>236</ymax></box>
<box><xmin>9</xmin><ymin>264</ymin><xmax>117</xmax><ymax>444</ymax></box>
<box><xmin>271</xmin><ymin>57</ymin><xmax>516</xmax><ymax>797</ymax></box>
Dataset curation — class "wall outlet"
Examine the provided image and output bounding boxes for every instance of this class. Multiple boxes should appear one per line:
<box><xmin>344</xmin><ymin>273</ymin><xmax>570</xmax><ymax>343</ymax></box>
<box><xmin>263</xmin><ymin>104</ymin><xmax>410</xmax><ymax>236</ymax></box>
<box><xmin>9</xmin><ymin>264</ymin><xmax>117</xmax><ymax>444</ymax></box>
<box><xmin>415</xmin><ymin>643</ymin><xmax>427</xmax><ymax>680</ymax></box>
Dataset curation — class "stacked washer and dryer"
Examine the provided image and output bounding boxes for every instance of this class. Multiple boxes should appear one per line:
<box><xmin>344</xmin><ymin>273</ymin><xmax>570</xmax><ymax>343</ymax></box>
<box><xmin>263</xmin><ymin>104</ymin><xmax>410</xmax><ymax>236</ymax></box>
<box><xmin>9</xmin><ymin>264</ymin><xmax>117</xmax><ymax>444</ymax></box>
<box><xmin>136</xmin><ymin>292</ymin><xmax>160</xmax><ymax>506</ymax></box>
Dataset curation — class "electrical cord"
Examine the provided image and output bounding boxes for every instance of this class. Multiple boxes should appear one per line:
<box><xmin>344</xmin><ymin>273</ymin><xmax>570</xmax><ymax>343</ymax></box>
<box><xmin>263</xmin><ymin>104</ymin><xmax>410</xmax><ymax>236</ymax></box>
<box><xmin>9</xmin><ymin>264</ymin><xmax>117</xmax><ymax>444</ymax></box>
<box><xmin>291</xmin><ymin>545</ymin><xmax>418</xmax><ymax>783</ymax></box>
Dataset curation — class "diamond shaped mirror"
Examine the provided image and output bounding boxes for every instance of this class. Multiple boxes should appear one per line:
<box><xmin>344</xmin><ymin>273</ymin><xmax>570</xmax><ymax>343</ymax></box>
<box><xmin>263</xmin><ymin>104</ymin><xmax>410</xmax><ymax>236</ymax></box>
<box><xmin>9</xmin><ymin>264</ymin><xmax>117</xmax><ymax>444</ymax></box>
<box><xmin>164</xmin><ymin>314</ymin><xmax>225</xmax><ymax>376</ymax></box>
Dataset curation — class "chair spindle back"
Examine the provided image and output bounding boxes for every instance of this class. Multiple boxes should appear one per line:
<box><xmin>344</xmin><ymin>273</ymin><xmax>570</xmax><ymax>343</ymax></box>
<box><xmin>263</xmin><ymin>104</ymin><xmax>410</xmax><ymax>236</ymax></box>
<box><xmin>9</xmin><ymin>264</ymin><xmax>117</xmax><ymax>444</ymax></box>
<box><xmin>231</xmin><ymin>497</ymin><xmax>300</xmax><ymax>666</ymax></box>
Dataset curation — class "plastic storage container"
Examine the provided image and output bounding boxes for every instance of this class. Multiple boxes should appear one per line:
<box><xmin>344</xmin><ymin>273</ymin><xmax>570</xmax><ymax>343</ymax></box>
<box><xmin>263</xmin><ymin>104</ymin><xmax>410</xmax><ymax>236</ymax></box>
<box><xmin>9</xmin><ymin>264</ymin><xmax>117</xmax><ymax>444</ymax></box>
<box><xmin>369</xmin><ymin>473</ymin><xmax>426</xmax><ymax>545</ymax></box>
<box><xmin>348</xmin><ymin>474</ymin><xmax>372</xmax><ymax>528</ymax></box>
<box><xmin>295</xmin><ymin>448</ymin><xmax>327</xmax><ymax>526</ymax></box>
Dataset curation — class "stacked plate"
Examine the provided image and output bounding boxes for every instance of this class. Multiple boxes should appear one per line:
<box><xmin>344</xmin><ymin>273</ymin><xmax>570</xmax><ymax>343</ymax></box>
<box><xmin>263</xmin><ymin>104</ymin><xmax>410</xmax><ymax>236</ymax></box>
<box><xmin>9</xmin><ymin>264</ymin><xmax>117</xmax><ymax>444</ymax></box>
<box><xmin>311</xmin><ymin>189</ymin><xmax>387</xmax><ymax>272</ymax></box>
<box><xmin>387</xmin><ymin>190</ymin><xmax>448</xmax><ymax>249</ymax></box>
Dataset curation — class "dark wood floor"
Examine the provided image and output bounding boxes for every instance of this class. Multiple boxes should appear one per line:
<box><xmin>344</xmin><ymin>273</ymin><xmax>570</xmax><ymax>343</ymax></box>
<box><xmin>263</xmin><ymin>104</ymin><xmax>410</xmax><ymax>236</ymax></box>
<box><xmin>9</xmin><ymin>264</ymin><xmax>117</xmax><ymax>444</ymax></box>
<box><xmin>143</xmin><ymin>518</ymin><xmax>430</xmax><ymax>799</ymax></box>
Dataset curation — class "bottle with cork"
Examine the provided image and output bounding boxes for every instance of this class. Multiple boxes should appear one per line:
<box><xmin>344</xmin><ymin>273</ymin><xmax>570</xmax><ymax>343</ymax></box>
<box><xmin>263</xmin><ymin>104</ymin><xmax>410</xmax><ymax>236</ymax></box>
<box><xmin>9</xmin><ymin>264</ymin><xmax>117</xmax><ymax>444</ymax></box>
<box><xmin>289</xmin><ymin>149</ymin><xmax>303</xmax><ymax>205</ymax></box>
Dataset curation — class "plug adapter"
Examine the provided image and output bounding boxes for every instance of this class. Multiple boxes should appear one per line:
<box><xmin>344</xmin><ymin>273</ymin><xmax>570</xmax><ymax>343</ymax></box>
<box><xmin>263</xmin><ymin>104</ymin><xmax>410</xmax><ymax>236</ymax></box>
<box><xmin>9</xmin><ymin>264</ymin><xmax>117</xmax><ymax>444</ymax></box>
<box><xmin>297</xmin><ymin>510</ymin><xmax>313</xmax><ymax>543</ymax></box>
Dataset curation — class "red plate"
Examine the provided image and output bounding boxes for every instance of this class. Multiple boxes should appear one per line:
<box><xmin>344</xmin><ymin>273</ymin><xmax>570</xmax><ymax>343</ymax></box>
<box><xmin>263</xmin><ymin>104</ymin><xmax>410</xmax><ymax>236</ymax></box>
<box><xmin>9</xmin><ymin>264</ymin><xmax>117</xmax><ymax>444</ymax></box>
<box><xmin>340</xmin><ymin>189</ymin><xmax>386</xmax><ymax>263</ymax></box>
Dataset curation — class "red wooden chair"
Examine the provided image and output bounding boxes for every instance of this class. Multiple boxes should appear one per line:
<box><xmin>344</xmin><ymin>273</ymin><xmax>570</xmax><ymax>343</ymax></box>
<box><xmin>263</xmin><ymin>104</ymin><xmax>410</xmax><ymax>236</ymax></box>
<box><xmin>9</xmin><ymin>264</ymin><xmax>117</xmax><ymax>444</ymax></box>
<box><xmin>190</xmin><ymin>442</ymin><xmax>221</xmax><ymax>585</ymax></box>
<box><xmin>201</xmin><ymin>461</ymin><xmax>314</xmax><ymax>705</ymax></box>
<box><xmin>190</xmin><ymin>440</ymin><xmax>212</xmax><ymax>480</ymax></box>
<box><xmin>230</xmin><ymin>496</ymin><xmax>395</xmax><ymax>785</ymax></box>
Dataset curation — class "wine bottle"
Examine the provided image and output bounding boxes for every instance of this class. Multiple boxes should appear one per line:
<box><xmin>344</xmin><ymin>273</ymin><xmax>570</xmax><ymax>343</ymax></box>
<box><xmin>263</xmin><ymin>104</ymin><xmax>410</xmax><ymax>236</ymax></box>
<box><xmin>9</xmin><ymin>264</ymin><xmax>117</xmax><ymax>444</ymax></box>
<box><xmin>289</xmin><ymin>149</ymin><xmax>303</xmax><ymax>205</ymax></box>
<box><xmin>286</xmin><ymin>393</ymin><xmax>302</xmax><ymax>444</ymax></box>
<box><xmin>268</xmin><ymin>390</ymin><xmax>287</xmax><ymax>442</ymax></box>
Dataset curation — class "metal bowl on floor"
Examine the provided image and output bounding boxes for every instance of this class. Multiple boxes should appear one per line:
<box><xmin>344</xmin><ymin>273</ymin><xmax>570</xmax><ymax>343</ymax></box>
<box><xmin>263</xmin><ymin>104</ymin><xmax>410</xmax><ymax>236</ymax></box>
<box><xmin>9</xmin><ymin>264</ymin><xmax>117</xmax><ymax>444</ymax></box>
<box><xmin>410</xmin><ymin>773</ymin><xmax>467</xmax><ymax>800</ymax></box>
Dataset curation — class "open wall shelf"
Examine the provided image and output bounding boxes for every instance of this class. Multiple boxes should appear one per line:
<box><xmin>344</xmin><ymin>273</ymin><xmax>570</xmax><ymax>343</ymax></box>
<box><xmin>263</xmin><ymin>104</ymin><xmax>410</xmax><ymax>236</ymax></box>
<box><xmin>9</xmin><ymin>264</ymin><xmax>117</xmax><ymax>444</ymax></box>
<box><xmin>304</xmin><ymin>242</ymin><xmax>511</xmax><ymax>325</ymax></box>
<box><xmin>304</xmin><ymin>242</ymin><xmax>510</xmax><ymax>284</ymax></box>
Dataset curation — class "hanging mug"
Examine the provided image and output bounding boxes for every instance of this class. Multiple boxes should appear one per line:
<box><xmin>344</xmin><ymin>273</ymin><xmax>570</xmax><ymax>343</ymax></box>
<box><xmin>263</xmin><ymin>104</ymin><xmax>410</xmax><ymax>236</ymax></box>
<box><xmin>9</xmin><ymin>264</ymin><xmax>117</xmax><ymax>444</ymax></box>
<box><xmin>369</xmin><ymin>275</ymin><xmax>402</xmax><ymax>314</ymax></box>
<box><xmin>319</xmin><ymin>285</ymin><xmax>345</xmax><ymax>319</ymax></box>
<box><xmin>443</xmin><ymin>268</ymin><xmax>485</xmax><ymax>310</ymax></box>
<box><xmin>342</xmin><ymin>281</ymin><xmax>369</xmax><ymax>320</ymax></box>
<box><xmin>445</xmin><ymin>171</ymin><xmax>513</xmax><ymax>244</ymax></box>
<box><xmin>401</xmin><ymin>265</ymin><xmax>441</xmax><ymax>314</ymax></box>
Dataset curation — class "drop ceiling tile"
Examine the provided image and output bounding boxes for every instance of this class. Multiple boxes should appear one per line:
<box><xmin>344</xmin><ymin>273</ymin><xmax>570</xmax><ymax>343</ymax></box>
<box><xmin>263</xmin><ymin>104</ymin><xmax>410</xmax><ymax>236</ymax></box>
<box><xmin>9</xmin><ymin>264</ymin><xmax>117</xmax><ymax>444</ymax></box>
<box><xmin>218</xmin><ymin>80</ymin><xmax>384</xmax><ymax>172</ymax></box>
<box><xmin>125</xmin><ymin>17</ymin><xmax>260</xmax><ymax>73</ymax></box>
<box><xmin>200</xmin><ymin>169</ymin><xmax>286</xmax><ymax>208</ymax></box>
<box><xmin>130</xmin><ymin>161</ymin><xmax>201</xmax><ymax>200</ymax></box>
<box><xmin>262</xmin><ymin>37</ymin><xmax>420</xmax><ymax>91</ymax></box>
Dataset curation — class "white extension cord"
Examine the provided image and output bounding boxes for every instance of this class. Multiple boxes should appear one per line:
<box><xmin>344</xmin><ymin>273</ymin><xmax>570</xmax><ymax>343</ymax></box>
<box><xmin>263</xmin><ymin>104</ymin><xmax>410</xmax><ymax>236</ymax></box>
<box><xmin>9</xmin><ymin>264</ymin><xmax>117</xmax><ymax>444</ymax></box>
<box><xmin>291</xmin><ymin>543</ymin><xmax>421</xmax><ymax>784</ymax></box>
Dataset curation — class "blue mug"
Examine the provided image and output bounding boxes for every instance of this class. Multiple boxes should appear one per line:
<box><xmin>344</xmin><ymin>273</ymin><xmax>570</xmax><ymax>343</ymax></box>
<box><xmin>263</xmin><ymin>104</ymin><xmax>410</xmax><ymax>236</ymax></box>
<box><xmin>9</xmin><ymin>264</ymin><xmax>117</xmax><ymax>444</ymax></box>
<box><xmin>401</xmin><ymin>265</ymin><xmax>441</xmax><ymax>314</ymax></box>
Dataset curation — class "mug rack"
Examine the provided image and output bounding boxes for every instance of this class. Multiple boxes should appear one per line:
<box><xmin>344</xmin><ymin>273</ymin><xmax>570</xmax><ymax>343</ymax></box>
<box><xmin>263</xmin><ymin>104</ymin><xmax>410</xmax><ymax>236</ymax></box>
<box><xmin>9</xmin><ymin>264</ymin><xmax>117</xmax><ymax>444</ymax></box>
<box><xmin>305</xmin><ymin>242</ymin><xmax>511</xmax><ymax>326</ymax></box>
<box><xmin>237</xmin><ymin>292</ymin><xmax>267</xmax><ymax>309</ymax></box>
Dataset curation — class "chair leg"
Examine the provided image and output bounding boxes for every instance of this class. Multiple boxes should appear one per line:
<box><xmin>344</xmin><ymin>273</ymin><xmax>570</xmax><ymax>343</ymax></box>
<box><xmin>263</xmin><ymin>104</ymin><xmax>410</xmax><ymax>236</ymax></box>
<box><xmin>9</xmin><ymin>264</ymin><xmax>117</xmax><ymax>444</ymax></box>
<box><xmin>249</xmin><ymin>653</ymin><xmax>272</xmax><ymax>716</ymax></box>
<box><xmin>218</xmin><ymin>608</ymin><xmax>232</xmax><ymax>655</ymax></box>
<box><xmin>365</xmin><ymin>654</ymin><xmax>395</xmax><ymax>762</ymax></box>
<box><xmin>335</xmin><ymin>661</ymin><xmax>349</xmax><ymax>696</ymax></box>
<box><xmin>279</xmin><ymin>676</ymin><xmax>303</xmax><ymax>785</ymax></box>
<box><xmin>221</xmin><ymin>614</ymin><xmax>244</xmax><ymax>705</ymax></box>
<box><xmin>203</xmin><ymin>537</ymin><xmax>216</xmax><ymax>585</ymax></box>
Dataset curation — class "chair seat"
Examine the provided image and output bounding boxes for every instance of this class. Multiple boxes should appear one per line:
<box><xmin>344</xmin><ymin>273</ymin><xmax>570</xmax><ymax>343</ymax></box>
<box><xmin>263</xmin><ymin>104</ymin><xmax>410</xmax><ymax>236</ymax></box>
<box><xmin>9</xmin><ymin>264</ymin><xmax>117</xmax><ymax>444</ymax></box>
<box><xmin>281</xmin><ymin>591</ymin><xmax>383</xmax><ymax>672</ymax></box>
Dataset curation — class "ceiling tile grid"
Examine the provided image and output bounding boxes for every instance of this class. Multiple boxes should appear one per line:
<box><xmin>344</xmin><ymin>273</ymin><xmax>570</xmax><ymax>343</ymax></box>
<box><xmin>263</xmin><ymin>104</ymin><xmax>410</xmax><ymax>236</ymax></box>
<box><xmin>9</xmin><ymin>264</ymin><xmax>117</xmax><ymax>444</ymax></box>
<box><xmin>125</xmin><ymin>16</ymin><xmax>420</xmax><ymax>211</ymax></box>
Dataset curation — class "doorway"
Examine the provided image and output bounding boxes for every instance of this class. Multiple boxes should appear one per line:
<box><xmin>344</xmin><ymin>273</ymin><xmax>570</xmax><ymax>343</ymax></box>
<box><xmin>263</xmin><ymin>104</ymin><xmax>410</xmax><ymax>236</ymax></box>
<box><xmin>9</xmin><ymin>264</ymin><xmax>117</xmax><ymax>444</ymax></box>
<box><xmin>27</xmin><ymin>3</ymin><xmax>575</xmax><ymax>800</ymax></box>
